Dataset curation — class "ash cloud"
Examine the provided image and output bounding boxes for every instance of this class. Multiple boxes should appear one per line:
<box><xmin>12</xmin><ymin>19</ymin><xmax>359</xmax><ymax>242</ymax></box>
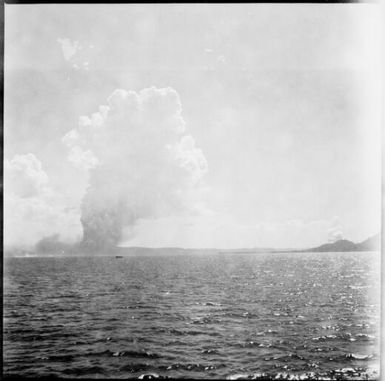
<box><xmin>63</xmin><ymin>87</ymin><xmax>208</xmax><ymax>252</ymax></box>
<box><xmin>35</xmin><ymin>233</ymin><xmax>73</xmax><ymax>254</ymax></box>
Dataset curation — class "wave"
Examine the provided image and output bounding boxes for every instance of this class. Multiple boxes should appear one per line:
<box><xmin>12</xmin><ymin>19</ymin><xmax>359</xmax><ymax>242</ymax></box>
<box><xmin>225</xmin><ymin>368</ymin><xmax>379</xmax><ymax>380</ymax></box>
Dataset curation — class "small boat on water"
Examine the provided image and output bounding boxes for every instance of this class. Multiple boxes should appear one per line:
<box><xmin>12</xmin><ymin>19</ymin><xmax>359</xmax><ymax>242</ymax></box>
<box><xmin>115</xmin><ymin>255</ymin><xmax>123</xmax><ymax>258</ymax></box>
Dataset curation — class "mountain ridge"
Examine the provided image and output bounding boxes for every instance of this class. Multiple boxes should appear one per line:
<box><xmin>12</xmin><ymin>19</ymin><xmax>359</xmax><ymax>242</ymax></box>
<box><xmin>304</xmin><ymin>233</ymin><xmax>380</xmax><ymax>253</ymax></box>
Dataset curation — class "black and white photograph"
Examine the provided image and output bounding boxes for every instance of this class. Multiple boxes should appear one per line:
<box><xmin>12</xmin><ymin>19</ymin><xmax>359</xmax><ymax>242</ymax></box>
<box><xmin>3</xmin><ymin>3</ymin><xmax>383</xmax><ymax>380</ymax></box>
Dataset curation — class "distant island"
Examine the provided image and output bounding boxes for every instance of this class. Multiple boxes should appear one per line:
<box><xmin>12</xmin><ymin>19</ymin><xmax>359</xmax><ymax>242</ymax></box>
<box><xmin>218</xmin><ymin>233</ymin><xmax>381</xmax><ymax>254</ymax></box>
<box><xmin>303</xmin><ymin>233</ymin><xmax>380</xmax><ymax>253</ymax></box>
<box><xmin>4</xmin><ymin>233</ymin><xmax>381</xmax><ymax>257</ymax></box>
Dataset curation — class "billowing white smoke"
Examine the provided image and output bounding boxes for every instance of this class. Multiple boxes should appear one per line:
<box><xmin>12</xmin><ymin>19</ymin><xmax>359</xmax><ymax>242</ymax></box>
<box><xmin>63</xmin><ymin>87</ymin><xmax>208</xmax><ymax>251</ymax></box>
<box><xmin>4</xmin><ymin>154</ymin><xmax>82</xmax><ymax>247</ymax></box>
<box><xmin>5</xmin><ymin>153</ymin><xmax>50</xmax><ymax>198</ymax></box>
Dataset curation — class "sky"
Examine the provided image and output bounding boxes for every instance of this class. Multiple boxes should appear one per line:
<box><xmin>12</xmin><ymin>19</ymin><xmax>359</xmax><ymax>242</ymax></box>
<box><xmin>4</xmin><ymin>4</ymin><xmax>383</xmax><ymax>250</ymax></box>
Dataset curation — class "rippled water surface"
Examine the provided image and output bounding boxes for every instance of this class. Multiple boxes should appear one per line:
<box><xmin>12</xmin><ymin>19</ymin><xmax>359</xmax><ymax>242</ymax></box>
<box><xmin>4</xmin><ymin>252</ymin><xmax>380</xmax><ymax>379</ymax></box>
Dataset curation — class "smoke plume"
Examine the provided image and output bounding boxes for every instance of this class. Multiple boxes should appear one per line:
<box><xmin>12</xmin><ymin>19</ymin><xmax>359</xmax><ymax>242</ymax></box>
<box><xmin>63</xmin><ymin>87</ymin><xmax>208</xmax><ymax>252</ymax></box>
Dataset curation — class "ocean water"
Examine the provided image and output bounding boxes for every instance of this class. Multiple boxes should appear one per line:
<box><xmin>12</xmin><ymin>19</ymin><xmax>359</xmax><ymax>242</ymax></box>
<box><xmin>3</xmin><ymin>252</ymin><xmax>380</xmax><ymax>380</ymax></box>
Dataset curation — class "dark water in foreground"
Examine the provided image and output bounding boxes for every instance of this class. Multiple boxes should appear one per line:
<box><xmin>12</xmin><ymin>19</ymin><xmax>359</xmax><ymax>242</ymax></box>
<box><xmin>3</xmin><ymin>252</ymin><xmax>380</xmax><ymax>380</ymax></box>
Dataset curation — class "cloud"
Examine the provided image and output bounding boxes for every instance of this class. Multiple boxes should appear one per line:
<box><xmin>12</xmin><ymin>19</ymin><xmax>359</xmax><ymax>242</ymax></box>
<box><xmin>4</xmin><ymin>153</ymin><xmax>50</xmax><ymax>198</ymax></box>
<box><xmin>217</xmin><ymin>55</ymin><xmax>226</xmax><ymax>63</ymax></box>
<box><xmin>63</xmin><ymin>86</ymin><xmax>208</xmax><ymax>251</ymax></box>
<box><xmin>66</xmin><ymin>146</ymin><xmax>99</xmax><ymax>170</ymax></box>
<box><xmin>4</xmin><ymin>194</ymin><xmax>81</xmax><ymax>248</ymax></box>
<box><xmin>327</xmin><ymin>215</ymin><xmax>344</xmax><ymax>242</ymax></box>
<box><xmin>57</xmin><ymin>37</ymin><xmax>91</xmax><ymax>72</ymax></box>
<box><xmin>57</xmin><ymin>38</ymin><xmax>80</xmax><ymax>61</ymax></box>
<box><xmin>4</xmin><ymin>154</ymin><xmax>82</xmax><ymax>247</ymax></box>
